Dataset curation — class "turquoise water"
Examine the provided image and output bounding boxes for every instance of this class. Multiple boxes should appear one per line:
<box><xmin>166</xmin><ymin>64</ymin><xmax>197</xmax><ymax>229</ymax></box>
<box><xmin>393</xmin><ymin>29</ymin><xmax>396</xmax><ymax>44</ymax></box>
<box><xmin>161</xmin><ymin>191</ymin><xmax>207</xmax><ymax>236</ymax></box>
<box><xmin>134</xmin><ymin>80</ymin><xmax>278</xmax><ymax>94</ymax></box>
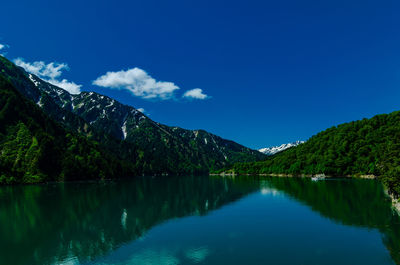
<box><xmin>1</xmin><ymin>176</ymin><xmax>400</xmax><ymax>264</ymax></box>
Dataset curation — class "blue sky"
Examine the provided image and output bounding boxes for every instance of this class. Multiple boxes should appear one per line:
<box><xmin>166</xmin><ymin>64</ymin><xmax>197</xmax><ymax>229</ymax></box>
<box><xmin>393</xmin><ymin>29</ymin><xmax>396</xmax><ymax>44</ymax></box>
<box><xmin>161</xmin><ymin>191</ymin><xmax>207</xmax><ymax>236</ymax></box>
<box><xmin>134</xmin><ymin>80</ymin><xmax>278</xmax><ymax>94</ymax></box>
<box><xmin>1</xmin><ymin>0</ymin><xmax>400</xmax><ymax>149</ymax></box>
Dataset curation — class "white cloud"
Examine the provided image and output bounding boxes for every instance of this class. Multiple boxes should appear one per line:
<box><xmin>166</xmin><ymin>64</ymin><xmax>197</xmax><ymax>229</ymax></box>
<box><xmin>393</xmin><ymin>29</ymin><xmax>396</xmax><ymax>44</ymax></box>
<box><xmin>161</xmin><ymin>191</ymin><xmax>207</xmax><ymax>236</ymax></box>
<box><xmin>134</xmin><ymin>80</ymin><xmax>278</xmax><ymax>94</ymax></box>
<box><xmin>183</xmin><ymin>88</ymin><xmax>209</xmax><ymax>100</ymax></box>
<box><xmin>48</xmin><ymin>79</ymin><xmax>82</xmax><ymax>95</ymax></box>
<box><xmin>0</xmin><ymin>43</ymin><xmax>9</xmax><ymax>56</ymax></box>
<box><xmin>13</xmin><ymin>58</ymin><xmax>81</xmax><ymax>94</ymax></box>
<box><xmin>137</xmin><ymin>108</ymin><xmax>145</xmax><ymax>113</ymax></box>
<box><xmin>92</xmin><ymin>67</ymin><xmax>180</xmax><ymax>100</ymax></box>
<box><xmin>14</xmin><ymin>58</ymin><xmax>67</xmax><ymax>79</ymax></box>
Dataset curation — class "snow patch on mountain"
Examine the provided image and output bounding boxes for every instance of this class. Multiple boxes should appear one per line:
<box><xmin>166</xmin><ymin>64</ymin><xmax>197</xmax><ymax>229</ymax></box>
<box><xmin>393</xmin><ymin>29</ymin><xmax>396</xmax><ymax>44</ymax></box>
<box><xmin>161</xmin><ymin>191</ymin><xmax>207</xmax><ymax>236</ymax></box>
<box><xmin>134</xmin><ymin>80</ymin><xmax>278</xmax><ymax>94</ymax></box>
<box><xmin>122</xmin><ymin>120</ymin><xmax>128</xmax><ymax>139</ymax></box>
<box><xmin>28</xmin><ymin>74</ymin><xmax>39</xmax><ymax>87</ymax></box>
<box><xmin>259</xmin><ymin>141</ymin><xmax>304</xmax><ymax>155</ymax></box>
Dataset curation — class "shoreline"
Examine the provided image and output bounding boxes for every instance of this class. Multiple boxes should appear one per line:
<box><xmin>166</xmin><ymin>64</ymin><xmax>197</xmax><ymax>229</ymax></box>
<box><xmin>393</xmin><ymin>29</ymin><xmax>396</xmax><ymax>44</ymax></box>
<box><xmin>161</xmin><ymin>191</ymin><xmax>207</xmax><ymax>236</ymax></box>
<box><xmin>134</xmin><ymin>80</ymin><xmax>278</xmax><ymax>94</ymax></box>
<box><xmin>209</xmin><ymin>172</ymin><xmax>377</xmax><ymax>179</ymax></box>
<box><xmin>386</xmin><ymin>190</ymin><xmax>400</xmax><ymax>215</ymax></box>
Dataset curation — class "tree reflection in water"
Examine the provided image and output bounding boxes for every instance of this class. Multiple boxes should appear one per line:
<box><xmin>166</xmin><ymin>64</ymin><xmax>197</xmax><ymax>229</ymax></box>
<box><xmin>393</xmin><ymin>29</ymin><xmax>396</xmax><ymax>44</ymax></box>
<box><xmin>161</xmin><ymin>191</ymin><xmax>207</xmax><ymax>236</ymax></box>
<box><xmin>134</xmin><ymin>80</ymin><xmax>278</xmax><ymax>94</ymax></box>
<box><xmin>0</xmin><ymin>176</ymin><xmax>399</xmax><ymax>265</ymax></box>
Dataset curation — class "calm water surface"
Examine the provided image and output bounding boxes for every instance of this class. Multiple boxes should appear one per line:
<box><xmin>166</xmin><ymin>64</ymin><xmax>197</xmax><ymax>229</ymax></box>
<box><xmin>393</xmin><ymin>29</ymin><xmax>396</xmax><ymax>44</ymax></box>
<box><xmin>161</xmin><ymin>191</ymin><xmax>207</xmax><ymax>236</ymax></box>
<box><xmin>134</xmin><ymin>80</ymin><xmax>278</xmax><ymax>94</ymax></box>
<box><xmin>1</xmin><ymin>176</ymin><xmax>400</xmax><ymax>265</ymax></box>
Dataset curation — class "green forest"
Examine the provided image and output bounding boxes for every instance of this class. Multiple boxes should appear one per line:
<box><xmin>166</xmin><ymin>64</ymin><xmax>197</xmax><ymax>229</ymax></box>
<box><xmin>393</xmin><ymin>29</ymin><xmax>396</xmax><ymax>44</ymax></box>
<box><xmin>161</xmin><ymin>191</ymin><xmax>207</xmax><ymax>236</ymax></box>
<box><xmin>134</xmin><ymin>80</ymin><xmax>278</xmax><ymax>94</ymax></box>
<box><xmin>221</xmin><ymin>112</ymin><xmax>400</xmax><ymax>197</ymax></box>
<box><xmin>0</xmin><ymin>75</ymin><xmax>135</xmax><ymax>184</ymax></box>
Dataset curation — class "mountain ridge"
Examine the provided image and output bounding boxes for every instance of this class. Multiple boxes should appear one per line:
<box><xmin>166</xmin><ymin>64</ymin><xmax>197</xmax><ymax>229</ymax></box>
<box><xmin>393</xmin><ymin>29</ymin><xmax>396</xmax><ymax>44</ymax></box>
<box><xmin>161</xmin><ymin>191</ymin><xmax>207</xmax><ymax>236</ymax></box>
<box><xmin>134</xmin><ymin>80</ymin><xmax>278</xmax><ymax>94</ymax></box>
<box><xmin>259</xmin><ymin>141</ymin><xmax>304</xmax><ymax>155</ymax></box>
<box><xmin>0</xmin><ymin>74</ymin><xmax>135</xmax><ymax>183</ymax></box>
<box><xmin>0</xmin><ymin>55</ymin><xmax>264</xmax><ymax>178</ymax></box>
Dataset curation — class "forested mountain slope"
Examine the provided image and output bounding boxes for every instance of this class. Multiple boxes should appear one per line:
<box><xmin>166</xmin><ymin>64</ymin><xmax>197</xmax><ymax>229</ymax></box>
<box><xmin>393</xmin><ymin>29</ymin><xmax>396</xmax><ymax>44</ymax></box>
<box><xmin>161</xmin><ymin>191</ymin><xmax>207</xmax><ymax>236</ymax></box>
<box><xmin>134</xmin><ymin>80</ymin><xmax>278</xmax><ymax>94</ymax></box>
<box><xmin>227</xmin><ymin>112</ymin><xmax>400</xmax><ymax>196</ymax></box>
<box><xmin>0</xmin><ymin>75</ymin><xmax>135</xmax><ymax>183</ymax></box>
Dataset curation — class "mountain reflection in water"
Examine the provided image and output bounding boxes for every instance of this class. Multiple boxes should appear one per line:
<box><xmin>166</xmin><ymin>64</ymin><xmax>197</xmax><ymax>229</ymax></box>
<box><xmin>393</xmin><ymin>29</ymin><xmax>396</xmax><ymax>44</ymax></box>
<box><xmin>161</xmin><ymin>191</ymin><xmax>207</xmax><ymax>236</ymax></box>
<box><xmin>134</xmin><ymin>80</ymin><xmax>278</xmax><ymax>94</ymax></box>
<box><xmin>0</xmin><ymin>176</ymin><xmax>399</xmax><ymax>265</ymax></box>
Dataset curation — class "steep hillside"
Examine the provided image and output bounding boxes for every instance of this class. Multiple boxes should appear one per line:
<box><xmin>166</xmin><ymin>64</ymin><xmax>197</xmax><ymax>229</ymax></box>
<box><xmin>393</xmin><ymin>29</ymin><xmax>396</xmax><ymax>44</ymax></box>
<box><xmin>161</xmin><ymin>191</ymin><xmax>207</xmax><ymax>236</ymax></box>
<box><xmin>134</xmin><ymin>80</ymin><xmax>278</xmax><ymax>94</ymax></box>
<box><xmin>0</xmin><ymin>75</ymin><xmax>134</xmax><ymax>184</ymax></box>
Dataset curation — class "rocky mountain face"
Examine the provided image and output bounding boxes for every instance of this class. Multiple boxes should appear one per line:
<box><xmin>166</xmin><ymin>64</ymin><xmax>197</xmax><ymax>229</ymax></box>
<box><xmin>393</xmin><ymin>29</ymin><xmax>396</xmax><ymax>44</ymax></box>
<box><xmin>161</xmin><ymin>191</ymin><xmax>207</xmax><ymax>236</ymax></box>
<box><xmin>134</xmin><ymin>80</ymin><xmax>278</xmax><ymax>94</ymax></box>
<box><xmin>0</xmin><ymin>56</ymin><xmax>264</xmax><ymax>175</ymax></box>
<box><xmin>259</xmin><ymin>141</ymin><xmax>304</xmax><ymax>155</ymax></box>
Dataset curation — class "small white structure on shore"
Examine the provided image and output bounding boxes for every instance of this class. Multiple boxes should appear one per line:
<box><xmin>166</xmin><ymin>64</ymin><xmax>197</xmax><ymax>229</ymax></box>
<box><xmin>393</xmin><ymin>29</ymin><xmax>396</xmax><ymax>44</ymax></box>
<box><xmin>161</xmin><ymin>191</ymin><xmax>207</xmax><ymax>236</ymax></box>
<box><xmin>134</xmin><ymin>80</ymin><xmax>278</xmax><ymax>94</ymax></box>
<box><xmin>312</xmin><ymin>174</ymin><xmax>326</xmax><ymax>181</ymax></box>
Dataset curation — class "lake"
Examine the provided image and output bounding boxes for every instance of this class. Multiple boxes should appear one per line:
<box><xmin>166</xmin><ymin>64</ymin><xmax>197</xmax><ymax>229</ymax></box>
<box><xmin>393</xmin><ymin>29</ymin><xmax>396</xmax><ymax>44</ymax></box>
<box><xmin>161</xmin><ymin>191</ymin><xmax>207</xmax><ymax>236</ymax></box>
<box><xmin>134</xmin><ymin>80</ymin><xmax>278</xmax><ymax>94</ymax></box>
<box><xmin>1</xmin><ymin>176</ymin><xmax>400</xmax><ymax>265</ymax></box>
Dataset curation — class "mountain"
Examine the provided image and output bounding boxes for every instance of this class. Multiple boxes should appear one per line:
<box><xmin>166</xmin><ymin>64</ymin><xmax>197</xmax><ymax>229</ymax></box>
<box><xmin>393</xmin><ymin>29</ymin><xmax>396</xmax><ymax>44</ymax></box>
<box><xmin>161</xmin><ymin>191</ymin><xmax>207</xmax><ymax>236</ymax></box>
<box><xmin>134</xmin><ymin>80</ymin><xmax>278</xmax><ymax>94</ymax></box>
<box><xmin>0</xmin><ymin>55</ymin><xmax>264</xmax><ymax>179</ymax></box>
<box><xmin>259</xmin><ymin>141</ymin><xmax>304</xmax><ymax>155</ymax></box>
<box><xmin>225</xmin><ymin>112</ymin><xmax>400</xmax><ymax>197</ymax></box>
<box><xmin>0</xmin><ymin>74</ymin><xmax>135</xmax><ymax>184</ymax></box>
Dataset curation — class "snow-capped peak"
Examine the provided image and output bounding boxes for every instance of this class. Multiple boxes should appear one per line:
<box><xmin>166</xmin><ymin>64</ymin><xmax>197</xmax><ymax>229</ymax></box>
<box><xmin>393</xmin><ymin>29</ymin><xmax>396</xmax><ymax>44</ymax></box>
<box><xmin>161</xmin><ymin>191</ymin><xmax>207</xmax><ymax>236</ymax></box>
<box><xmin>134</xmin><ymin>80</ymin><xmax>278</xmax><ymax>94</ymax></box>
<box><xmin>259</xmin><ymin>141</ymin><xmax>304</xmax><ymax>155</ymax></box>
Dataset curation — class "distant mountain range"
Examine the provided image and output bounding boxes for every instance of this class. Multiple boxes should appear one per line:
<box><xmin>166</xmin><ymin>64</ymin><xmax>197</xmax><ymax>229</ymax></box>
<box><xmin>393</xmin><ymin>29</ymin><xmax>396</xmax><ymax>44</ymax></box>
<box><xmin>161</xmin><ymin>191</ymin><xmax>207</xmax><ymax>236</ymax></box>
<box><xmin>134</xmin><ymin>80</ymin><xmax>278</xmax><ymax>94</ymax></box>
<box><xmin>259</xmin><ymin>141</ymin><xmax>304</xmax><ymax>155</ymax></box>
<box><xmin>0</xmin><ymin>55</ymin><xmax>264</xmax><ymax>183</ymax></box>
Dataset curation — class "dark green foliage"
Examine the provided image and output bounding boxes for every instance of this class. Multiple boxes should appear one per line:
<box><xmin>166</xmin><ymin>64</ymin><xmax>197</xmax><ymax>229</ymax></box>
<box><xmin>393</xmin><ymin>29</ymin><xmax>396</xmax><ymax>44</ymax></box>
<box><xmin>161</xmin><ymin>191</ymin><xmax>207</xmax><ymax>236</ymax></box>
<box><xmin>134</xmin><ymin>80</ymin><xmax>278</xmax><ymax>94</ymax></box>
<box><xmin>0</xmin><ymin>75</ymin><xmax>135</xmax><ymax>183</ymax></box>
<box><xmin>230</xmin><ymin>112</ymin><xmax>400</xmax><ymax>197</ymax></box>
